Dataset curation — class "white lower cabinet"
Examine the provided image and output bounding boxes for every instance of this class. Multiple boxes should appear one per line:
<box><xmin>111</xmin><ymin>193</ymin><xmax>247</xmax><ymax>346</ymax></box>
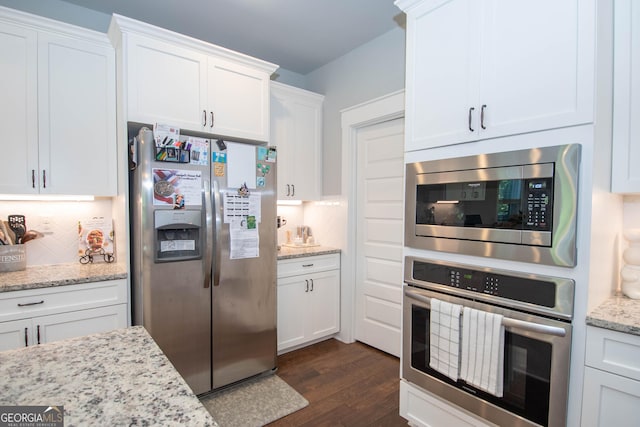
<box><xmin>581</xmin><ymin>326</ymin><xmax>640</xmax><ymax>426</ymax></box>
<box><xmin>277</xmin><ymin>253</ymin><xmax>340</xmax><ymax>353</ymax></box>
<box><xmin>399</xmin><ymin>380</ymin><xmax>497</xmax><ymax>427</ymax></box>
<box><xmin>0</xmin><ymin>280</ymin><xmax>127</xmax><ymax>351</ymax></box>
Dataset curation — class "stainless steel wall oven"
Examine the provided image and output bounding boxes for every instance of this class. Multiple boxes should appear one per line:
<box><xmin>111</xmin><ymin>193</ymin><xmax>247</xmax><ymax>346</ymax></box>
<box><xmin>402</xmin><ymin>256</ymin><xmax>574</xmax><ymax>427</ymax></box>
<box><xmin>405</xmin><ymin>144</ymin><xmax>580</xmax><ymax>267</ymax></box>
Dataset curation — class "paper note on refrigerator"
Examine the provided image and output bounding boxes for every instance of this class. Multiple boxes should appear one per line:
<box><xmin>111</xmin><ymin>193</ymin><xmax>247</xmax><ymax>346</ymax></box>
<box><xmin>226</xmin><ymin>142</ymin><xmax>257</xmax><ymax>189</ymax></box>
<box><xmin>229</xmin><ymin>218</ymin><xmax>259</xmax><ymax>259</ymax></box>
<box><xmin>223</xmin><ymin>193</ymin><xmax>261</xmax><ymax>223</ymax></box>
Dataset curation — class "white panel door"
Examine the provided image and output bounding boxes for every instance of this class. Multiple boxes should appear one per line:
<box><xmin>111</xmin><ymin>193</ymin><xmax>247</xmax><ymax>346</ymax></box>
<box><xmin>479</xmin><ymin>0</ymin><xmax>594</xmax><ymax>140</ymax></box>
<box><xmin>38</xmin><ymin>32</ymin><xmax>117</xmax><ymax>195</ymax></box>
<box><xmin>0</xmin><ymin>319</ymin><xmax>32</xmax><ymax>351</ymax></box>
<box><xmin>0</xmin><ymin>22</ymin><xmax>38</xmax><ymax>194</ymax></box>
<box><xmin>38</xmin><ymin>305</ymin><xmax>127</xmax><ymax>344</ymax></box>
<box><xmin>355</xmin><ymin>118</ymin><xmax>404</xmax><ymax>357</ymax></box>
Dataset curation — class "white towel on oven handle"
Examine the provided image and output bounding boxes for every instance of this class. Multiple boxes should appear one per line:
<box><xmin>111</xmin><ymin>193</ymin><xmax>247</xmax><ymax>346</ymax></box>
<box><xmin>428</xmin><ymin>298</ymin><xmax>462</xmax><ymax>381</ymax></box>
<box><xmin>460</xmin><ymin>306</ymin><xmax>505</xmax><ymax>397</ymax></box>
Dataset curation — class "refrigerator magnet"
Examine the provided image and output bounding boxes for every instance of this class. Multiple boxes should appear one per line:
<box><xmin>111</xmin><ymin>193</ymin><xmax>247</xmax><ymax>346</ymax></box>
<box><xmin>214</xmin><ymin>163</ymin><xmax>225</xmax><ymax>177</ymax></box>
<box><xmin>257</xmin><ymin>177</ymin><xmax>265</xmax><ymax>187</ymax></box>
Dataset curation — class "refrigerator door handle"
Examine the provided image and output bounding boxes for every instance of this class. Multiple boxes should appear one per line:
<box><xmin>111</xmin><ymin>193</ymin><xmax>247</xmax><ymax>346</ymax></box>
<box><xmin>203</xmin><ymin>179</ymin><xmax>213</xmax><ymax>288</ymax></box>
<box><xmin>212</xmin><ymin>180</ymin><xmax>222</xmax><ymax>287</ymax></box>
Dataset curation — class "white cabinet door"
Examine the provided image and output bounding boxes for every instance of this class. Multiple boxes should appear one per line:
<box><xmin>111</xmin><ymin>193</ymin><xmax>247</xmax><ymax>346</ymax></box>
<box><xmin>582</xmin><ymin>366</ymin><xmax>640</xmax><ymax>427</ymax></box>
<box><xmin>478</xmin><ymin>0</ymin><xmax>594</xmax><ymax>142</ymax></box>
<box><xmin>401</xmin><ymin>0</ymin><xmax>595</xmax><ymax>151</ymax></box>
<box><xmin>270</xmin><ymin>82</ymin><xmax>323</xmax><ymax>200</ymax></box>
<box><xmin>0</xmin><ymin>21</ymin><xmax>39</xmax><ymax>194</ymax></box>
<box><xmin>404</xmin><ymin>0</ymin><xmax>480</xmax><ymax>151</ymax></box>
<box><xmin>0</xmin><ymin>319</ymin><xmax>31</xmax><ymax>351</ymax></box>
<box><xmin>126</xmin><ymin>34</ymin><xmax>208</xmax><ymax>131</ymax></box>
<box><xmin>208</xmin><ymin>58</ymin><xmax>270</xmax><ymax>142</ymax></box>
<box><xmin>276</xmin><ymin>275</ymin><xmax>308</xmax><ymax>351</ymax></box>
<box><xmin>308</xmin><ymin>269</ymin><xmax>340</xmax><ymax>341</ymax></box>
<box><xmin>38</xmin><ymin>32</ymin><xmax>117</xmax><ymax>196</ymax></box>
<box><xmin>38</xmin><ymin>305</ymin><xmax>127</xmax><ymax>344</ymax></box>
<box><xmin>612</xmin><ymin>0</ymin><xmax>640</xmax><ymax>193</ymax></box>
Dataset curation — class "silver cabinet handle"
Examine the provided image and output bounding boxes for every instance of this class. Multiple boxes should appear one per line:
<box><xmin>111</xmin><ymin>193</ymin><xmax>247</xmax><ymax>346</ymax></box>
<box><xmin>18</xmin><ymin>300</ymin><xmax>44</xmax><ymax>307</ymax></box>
<box><xmin>481</xmin><ymin>104</ymin><xmax>487</xmax><ymax>130</ymax></box>
<box><xmin>468</xmin><ymin>107</ymin><xmax>475</xmax><ymax>132</ymax></box>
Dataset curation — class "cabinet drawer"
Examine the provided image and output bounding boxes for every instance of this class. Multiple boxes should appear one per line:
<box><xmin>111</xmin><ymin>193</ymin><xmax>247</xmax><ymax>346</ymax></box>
<box><xmin>0</xmin><ymin>280</ymin><xmax>127</xmax><ymax>322</ymax></box>
<box><xmin>586</xmin><ymin>326</ymin><xmax>640</xmax><ymax>381</ymax></box>
<box><xmin>277</xmin><ymin>253</ymin><xmax>340</xmax><ymax>278</ymax></box>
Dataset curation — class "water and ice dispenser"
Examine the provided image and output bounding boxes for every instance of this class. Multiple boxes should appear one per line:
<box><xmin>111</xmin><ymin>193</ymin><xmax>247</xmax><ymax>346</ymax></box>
<box><xmin>154</xmin><ymin>210</ymin><xmax>202</xmax><ymax>262</ymax></box>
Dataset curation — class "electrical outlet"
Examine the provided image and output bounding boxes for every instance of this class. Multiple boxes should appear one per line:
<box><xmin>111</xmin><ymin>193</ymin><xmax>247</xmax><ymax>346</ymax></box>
<box><xmin>39</xmin><ymin>216</ymin><xmax>54</xmax><ymax>235</ymax></box>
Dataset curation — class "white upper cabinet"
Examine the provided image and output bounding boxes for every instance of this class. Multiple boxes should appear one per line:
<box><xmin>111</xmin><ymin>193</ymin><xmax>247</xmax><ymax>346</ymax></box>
<box><xmin>611</xmin><ymin>0</ymin><xmax>640</xmax><ymax>193</ymax></box>
<box><xmin>110</xmin><ymin>15</ymin><xmax>276</xmax><ymax>142</ymax></box>
<box><xmin>0</xmin><ymin>8</ymin><xmax>117</xmax><ymax>195</ymax></box>
<box><xmin>397</xmin><ymin>0</ymin><xmax>595</xmax><ymax>151</ymax></box>
<box><xmin>270</xmin><ymin>82</ymin><xmax>324</xmax><ymax>201</ymax></box>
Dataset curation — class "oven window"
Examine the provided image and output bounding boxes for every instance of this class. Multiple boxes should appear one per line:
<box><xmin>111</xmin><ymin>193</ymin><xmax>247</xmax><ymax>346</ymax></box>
<box><xmin>415</xmin><ymin>177</ymin><xmax>552</xmax><ymax>232</ymax></box>
<box><xmin>411</xmin><ymin>305</ymin><xmax>552</xmax><ymax>426</ymax></box>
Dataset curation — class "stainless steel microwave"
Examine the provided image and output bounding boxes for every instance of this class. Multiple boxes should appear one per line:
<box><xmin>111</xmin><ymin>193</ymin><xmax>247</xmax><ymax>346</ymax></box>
<box><xmin>405</xmin><ymin>144</ymin><xmax>581</xmax><ymax>267</ymax></box>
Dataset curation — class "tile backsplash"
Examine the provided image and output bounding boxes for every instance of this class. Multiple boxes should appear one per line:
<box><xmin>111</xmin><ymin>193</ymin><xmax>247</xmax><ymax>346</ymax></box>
<box><xmin>0</xmin><ymin>198</ymin><xmax>115</xmax><ymax>266</ymax></box>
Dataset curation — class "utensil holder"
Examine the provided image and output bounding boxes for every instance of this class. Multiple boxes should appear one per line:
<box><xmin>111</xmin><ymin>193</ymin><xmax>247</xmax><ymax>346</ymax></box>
<box><xmin>0</xmin><ymin>245</ymin><xmax>27</xmax><ymax>272</ymax></box>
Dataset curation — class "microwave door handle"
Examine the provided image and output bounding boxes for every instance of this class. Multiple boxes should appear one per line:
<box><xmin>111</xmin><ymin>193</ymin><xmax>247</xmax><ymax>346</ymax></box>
<box><xmin>404</xmin><ymin>288</ymin><xmax>567</xmax><ymax>338</ymax></box>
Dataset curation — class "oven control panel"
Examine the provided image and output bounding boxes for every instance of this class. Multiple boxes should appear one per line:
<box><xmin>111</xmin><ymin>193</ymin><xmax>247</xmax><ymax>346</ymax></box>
<box><xmin>524</xmin><ymin>177</ymin><xmax>553</xmax><ymax>231</ymax></box>
<box><xmin>415</xmin><ymin>260</ymin><xmax>556</xmax><ymax>308</ymax></box>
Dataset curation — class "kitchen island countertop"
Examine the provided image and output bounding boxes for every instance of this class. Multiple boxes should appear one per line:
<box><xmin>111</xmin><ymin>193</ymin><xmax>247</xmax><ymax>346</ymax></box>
<box><xmin>586</xmin><ymin>295</ymin><xmax>640</xmax><ymax>336</ymax></box>
<box><xmin>277</xmin><ymin>245</ymin><xmax>341</xmax><ymax>260</ymax></box>
<box><xmin>0</xmin><ymin>262</ymin><xmax>127</xmax><ymax>293</ymax></box>
<box><xmin>0</xmin><ymin>326</ymin><xmax>218</xmax><ymax>426</ymax></box>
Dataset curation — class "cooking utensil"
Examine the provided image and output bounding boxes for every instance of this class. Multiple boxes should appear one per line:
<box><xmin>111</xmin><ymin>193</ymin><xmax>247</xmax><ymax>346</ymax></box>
<box><xmin>0</xmin><ymin>221</ymin><xmax>12</xmax><ymax>245</ymax></box>
<box><xmin>21</xmin><ymin>230</ymin><xmax>44</xmax><ymax>244</ymax></box>
<box><xmin>8</xmin><ymin>215</ymin><xmax>26</xmax><ymax>244</ymax></box>
<box><xmin>3</xmin><ymin>221</ymin><xmax>16</xmax><ymax>245</ymax></box>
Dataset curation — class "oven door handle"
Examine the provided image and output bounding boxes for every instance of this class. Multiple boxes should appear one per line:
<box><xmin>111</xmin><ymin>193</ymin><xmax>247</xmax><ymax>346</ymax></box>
<box><xmin>404</xmin><ymin>289</ymin><xmax>567</xmax><ymax>338</ymax></box>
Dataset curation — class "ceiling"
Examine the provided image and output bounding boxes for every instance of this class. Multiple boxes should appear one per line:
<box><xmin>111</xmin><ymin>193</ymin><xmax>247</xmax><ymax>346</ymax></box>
<box><xmin>58</xmin><ymin>0</ymin><xmax>405</xmax><ymax>75</ymax></box>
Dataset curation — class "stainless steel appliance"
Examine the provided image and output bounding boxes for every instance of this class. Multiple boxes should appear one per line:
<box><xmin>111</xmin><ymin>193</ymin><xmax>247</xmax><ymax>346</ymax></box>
<box><xmin>129</xmin><ymin>124</ymin><xmax>277</xmax><ymax>395</ymax></box>
<box><xmin>405</xmin><ymin>144</ymin><xmax>580</xmax><ymax>267</ymax></box>
<box><xmin>402</xmin><ymin>256</ymin><xmax>574</xmax><ymax>427</ymax></box>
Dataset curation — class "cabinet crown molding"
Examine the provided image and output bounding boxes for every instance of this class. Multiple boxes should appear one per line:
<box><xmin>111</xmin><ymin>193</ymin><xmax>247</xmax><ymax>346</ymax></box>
<box><xmin>0</xmin><ymin>5</ymin><xmax>110</xmax><ymax>46</ymax></box>
<box><xmin>108</xmin><ymin>14</ymin><xmax>278</xmax><ymax>75</ymax></box>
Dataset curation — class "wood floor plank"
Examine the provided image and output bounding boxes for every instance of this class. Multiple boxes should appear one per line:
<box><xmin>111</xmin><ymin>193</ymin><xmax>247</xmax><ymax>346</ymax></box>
<box><xmin>268</xmin><ymin>339</ymin><xmax>407</xmax><ymax>427</ymax></box>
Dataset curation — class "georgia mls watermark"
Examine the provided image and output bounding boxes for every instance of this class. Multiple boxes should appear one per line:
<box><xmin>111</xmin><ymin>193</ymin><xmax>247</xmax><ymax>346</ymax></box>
<box><xmin>0</xmin><ymin>406</ymin><xmax>64</xmax><ymax>427</ymax></box>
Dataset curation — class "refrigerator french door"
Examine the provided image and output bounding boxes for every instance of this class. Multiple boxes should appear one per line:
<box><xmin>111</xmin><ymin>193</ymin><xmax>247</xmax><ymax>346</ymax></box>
<box><xmin>129</xmin><ymin>123</ymin><xmax>277</xmax><ymax>395</ymax></box>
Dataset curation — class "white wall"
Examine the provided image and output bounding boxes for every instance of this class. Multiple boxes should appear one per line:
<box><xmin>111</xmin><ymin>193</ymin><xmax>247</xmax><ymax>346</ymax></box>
<box><xmin>0</xmin><ymin>0</ymin><xmax>109</xmax><ymax>30</ymax></box>
<box><xmin>306</xmin><ymin>24</ymin><xmax>406</xmax><ymax>196</ymax></box>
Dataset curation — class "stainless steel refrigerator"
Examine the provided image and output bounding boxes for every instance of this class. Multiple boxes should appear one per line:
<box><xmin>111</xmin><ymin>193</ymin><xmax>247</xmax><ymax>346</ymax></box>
<box><xmin>129</xmin><ymin>124</ymin><xmax>277</xmax><ymax>395</ymax></box>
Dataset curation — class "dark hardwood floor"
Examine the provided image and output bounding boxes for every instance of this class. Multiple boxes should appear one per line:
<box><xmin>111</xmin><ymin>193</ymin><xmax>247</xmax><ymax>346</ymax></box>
<box><xmin>267</xmin><ymin>338</ymin><xmax>408</xmax><ymax>427</ymax></box>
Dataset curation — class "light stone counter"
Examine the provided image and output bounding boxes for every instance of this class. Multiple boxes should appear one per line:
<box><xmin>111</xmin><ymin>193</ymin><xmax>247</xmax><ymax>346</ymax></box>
<box><xmin>277</xmin><ymin>245</ymin><xmax>341</xmax><ymax>260</ymax></box>
<box><xmin>0</xmin><ymin>326</ymin><xmax>218</xmax><ymax>426</ymax></box>
<box><xmin>586</xmin><ymin>295</ymin><xmax>640</xmax><ymax>336</ymax></box>
<box><xmin>0</xmin><ymin>262</ymin><xmax>127</xmax><ymax>293</ymax></box>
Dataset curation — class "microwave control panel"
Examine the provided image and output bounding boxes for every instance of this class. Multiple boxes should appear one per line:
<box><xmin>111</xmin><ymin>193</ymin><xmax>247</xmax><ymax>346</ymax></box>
<box><xmin>524</xmin><ymin>177</ymin><xmax>553</xmax><ymax>231</ymax></box>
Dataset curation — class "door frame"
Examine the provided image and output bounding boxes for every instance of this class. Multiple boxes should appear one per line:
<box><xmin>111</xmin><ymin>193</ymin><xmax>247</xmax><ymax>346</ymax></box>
<box><xmin>338</xmin><ymin>90</ymin><xmax>404</xmax><ymax>344</ymax></box>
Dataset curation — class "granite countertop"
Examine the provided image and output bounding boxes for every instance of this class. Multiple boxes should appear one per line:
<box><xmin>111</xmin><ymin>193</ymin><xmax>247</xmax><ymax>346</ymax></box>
<box><xmin>0</xmin><ymin>326</ymin><xmax>218</xmax><ymax>426</ymax></box>
<box><xmin>277</xmin><ymin>245</ymin><xmax>341</xmax><ymax>260</ymax></box>
<box><xmin>586</xmin><ymin>295</ymin><xmax>640</xmax><ymax>336</ymax></box>
<box><xmin>0</xmin><ymin>262</ymin><xmax>128</xmax><ymax>293</ymax></box>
